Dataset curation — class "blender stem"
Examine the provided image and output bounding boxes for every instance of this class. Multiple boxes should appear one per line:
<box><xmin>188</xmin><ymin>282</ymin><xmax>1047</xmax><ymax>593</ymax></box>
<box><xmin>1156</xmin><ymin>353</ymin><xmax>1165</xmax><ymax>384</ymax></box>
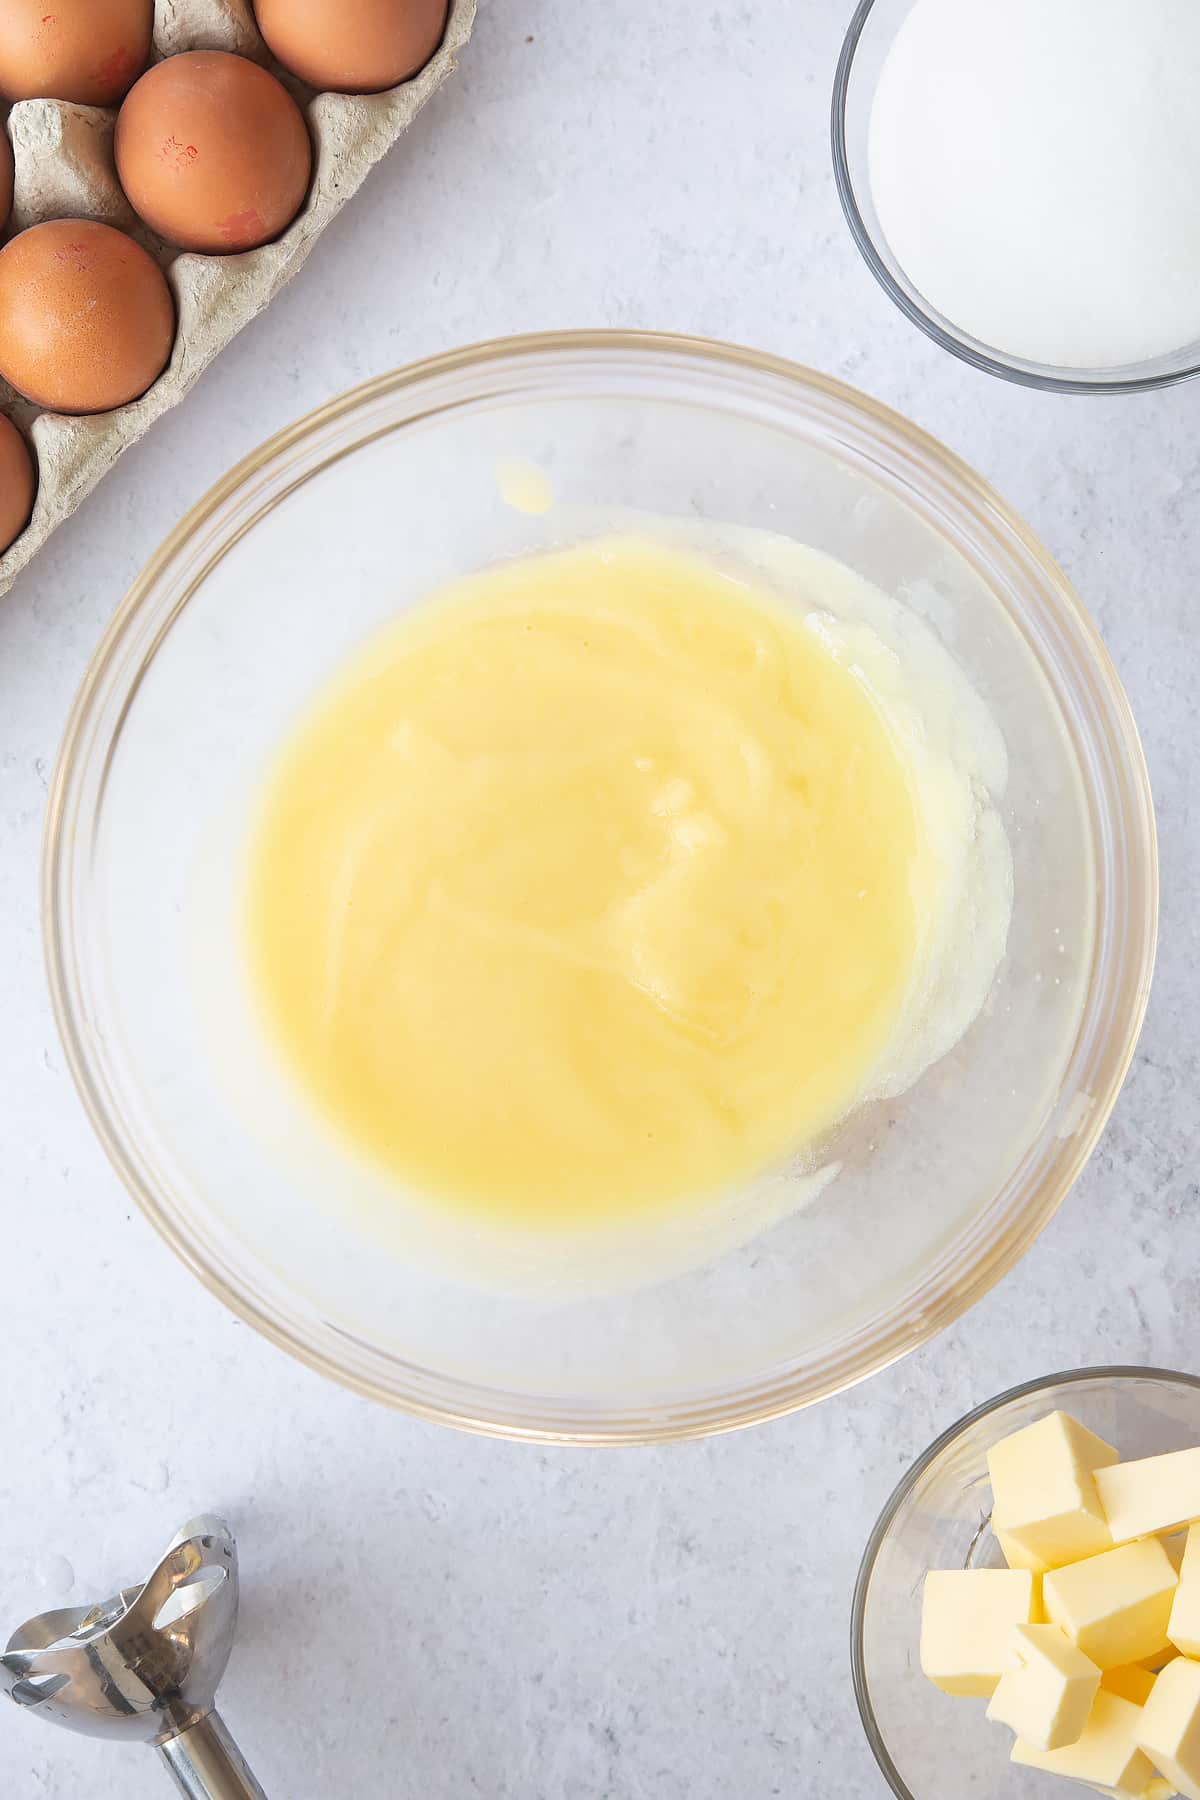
<box><xmin>158</xmin><ymin>1711</ymin><xmax>268</xmax><ymax>1800</ymax></box>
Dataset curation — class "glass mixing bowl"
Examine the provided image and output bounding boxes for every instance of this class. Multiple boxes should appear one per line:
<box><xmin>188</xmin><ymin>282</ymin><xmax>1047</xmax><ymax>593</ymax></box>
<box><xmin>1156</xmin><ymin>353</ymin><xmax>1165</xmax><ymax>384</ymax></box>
<box><xmin>854</xmin><ymin>1367</ymin><xmax>1200</xmax><ymax>1797</ymax></box>
<box><xmin>833</xmin><ymin>0</ymin><xmax>1200</xmax><ymax>394</ymax></box>
<box><xmin>43</xmin><ymin>331</ymin><xmax>1156</xmax><ymax>1442</ymax></box>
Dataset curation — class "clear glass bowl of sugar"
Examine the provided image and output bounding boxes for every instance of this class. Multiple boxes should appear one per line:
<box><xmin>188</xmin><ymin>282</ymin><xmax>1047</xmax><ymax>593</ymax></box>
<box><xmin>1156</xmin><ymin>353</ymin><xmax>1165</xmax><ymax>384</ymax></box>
<box><xmin>833</xmin><ymin>0</ymin><xmax>1200</xmax><ymax>393</ymax></box>
<box><xmin>43</xmin><ymin>332</ymin><xmax>1156</xmax><ymax>1442</ymax></box>
<box><xmin>854</xmin><ymin>1368</ymin><xmax>1200</xmax><ymax>1796</ymax></box>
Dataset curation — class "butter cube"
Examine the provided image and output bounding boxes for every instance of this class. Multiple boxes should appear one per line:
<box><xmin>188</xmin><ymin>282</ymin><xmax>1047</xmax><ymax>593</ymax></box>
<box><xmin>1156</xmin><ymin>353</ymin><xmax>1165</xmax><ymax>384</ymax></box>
<box><xmin>1105</xmin><ymin>1666</ymin><xmax>1160</xmax><ymax>1706</ymax></box>
<box><xmin>1169</xmin><ymin>1529</ymin><xmax>1200</xmax><ymax>1659</ymax></box>
<box><xmin>989</xmin><ymin>1534</ymin><xmax>1049</xmax><ymax>1619</ymax></box>
<box><xmin>995</xmin><ymin>1525</ymin><xmax>1050</xmax><ymax>1574</ymax></box>
<box><xmin>1044</xmin><ymin>1539</ymin><xmax>1178</xmax><ymax>1670</ymax></box>
<box><xmin>987</xmin><ymin>1623</ymin><xmax>1101</xmax><ymax>1749</ymax></box>
<box><xmin>1136</xmin><ymin>1656</ymin><xmax>1200</xmax><ymax>1800</ymax></box>
<box><xmin>989</xmin><ymin>1411</ymin><xmax>1120</xmax><ymax>1568</ymax></box>
<box><xmin>1013</xmin><ymin>1689</ymin><xmax>1159</xmax><ymax>1795</ymax></box>
<box><xmin>920</xmin><ymin>1568</ymin><xmax>1036</xmax><ymax>1696</ymax></box>
<box><xmin>1164</xmin><ymin>1534</ymin><xmax>1192</xmax><ymax>1575</ymax></box>
<box><xmin>1147</xmin><ymin>1648</ymin><xmax>1185</xmax><ymax>1674</ymax></box>
<box><xmin>1182</xmin><ymin>1530</ymin><xmax>1200</xmax><ymax>1582</ymax></box>
<box><xmin>1098</xmin><ymin>1450</ymin><xmax>1200</xmax><ymax>1544</ymax></box>
<box><xmin>1171</xmin><ymin>1592</ymin><xmax>1200</xmax><ymax>1659</ymax></box>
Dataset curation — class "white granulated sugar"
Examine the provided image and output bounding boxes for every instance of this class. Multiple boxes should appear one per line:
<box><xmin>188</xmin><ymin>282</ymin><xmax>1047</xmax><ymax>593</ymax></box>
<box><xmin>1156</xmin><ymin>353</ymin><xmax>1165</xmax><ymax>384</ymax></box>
<box><xmin>868</xmin><ymin>0</ymin><xmax>1200</xmax><ymax>370</ymax></box>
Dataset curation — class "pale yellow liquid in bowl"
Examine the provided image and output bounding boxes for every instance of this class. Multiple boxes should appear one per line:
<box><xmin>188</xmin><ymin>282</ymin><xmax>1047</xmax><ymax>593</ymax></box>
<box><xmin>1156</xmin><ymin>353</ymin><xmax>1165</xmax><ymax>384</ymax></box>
<box><xmin>246</xmin><ymin>539</ymin><xmax>923</xmax><ymax>1230</ymax></box>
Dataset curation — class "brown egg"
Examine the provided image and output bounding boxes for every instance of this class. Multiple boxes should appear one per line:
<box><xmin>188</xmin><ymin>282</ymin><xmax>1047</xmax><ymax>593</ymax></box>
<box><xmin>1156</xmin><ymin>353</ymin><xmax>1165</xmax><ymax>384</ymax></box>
<box><xmin>0</xmin><ymin>128</ymin><xmax>12</xmax><ymax>235</ymax></box>
<box><xmin>0</xmin><ymin>220</ymin><xmax>174</xmax><ymax>414</ymax></box>
<box><xmin>0</xmin><ymin>0</ymin><xmax>153</xmax><ymax>107</ymax></box>
<box><xmin>0</xmin><ymin>412</ymin><xmax>35</xmax><ymax>554</ymax></box>
<box><xmin>254</xmin><ymin>0</ymin><xmax>449</xmax><ymax>94</ymax></box>
<box><xmin>115</xmin><ymin>52</ymin><xmax>312</xmax><ymax>255</ymax></box>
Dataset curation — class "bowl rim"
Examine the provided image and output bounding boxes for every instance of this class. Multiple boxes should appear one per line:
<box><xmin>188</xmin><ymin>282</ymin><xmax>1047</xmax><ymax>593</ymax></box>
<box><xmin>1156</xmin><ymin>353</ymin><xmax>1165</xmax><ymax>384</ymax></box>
<box><xmin>852</xmin><ymin>1364</ymin><xmax>1200</xmax><ymax>1796</ymax></box>
<box><xmin>831</xmin><ymin>0</ymin><xmax>1200</xmax><ymax>395</ymax></box>
<box><xmin>42</xmin><ymin>328</ymin><xmax>1159</xmax><ymax>1443</ymax></box>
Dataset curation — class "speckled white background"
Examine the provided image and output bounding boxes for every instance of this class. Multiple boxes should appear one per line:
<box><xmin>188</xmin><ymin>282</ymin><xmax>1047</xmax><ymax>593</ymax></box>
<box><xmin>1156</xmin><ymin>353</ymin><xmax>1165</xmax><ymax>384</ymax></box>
<box><xmin>0</xmin><ymin>2</ymin><xmax>1193</xmax><ymax>1794</ymax></box>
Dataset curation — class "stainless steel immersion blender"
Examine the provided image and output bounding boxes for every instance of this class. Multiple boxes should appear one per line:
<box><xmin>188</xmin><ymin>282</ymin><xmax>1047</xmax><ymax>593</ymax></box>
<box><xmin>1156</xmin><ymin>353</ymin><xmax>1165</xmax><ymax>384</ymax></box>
<box><xmin>1</xmin><ymin>1515</ymin><xmax>267</xmax><ymax>1797</ymax></box>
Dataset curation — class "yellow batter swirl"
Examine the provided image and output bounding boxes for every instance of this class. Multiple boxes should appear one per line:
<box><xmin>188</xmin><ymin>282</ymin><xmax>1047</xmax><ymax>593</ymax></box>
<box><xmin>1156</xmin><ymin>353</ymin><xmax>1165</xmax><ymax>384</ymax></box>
<box><xmin>246</xmin><ymin>537</ymin><xmax>924</xmax><ymax>1228</ymax></box>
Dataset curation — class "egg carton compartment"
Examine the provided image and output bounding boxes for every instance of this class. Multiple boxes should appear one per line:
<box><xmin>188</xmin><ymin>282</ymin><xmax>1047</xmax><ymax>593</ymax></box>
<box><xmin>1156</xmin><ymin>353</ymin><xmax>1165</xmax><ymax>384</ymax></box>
<box><xmin>0</xmin><ymin>0</ymin><xmax>475</xmax><ymax>597</ymax></box>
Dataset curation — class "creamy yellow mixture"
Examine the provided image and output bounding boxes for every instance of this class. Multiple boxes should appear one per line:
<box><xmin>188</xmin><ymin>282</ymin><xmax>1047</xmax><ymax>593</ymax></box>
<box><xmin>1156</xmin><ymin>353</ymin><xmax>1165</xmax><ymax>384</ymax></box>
<box><xmin>246</xmin><ymin>537</ymin><xmax>934</xmax><ymax>1230</ymax></box>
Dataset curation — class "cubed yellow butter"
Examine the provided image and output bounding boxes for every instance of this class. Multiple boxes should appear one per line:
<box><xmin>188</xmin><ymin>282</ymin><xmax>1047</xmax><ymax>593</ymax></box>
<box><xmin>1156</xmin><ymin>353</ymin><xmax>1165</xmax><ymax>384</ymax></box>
<box><xmin>1097</xmin><ymin>1451</ymin><xmax>1200</xmax><ymax>1544</ymax></box>
<box><xmin>988</xmin><ymin>1410</ymin><xmax>1119</xmax><ymax>1568</ymax></box>
<box><xmin>995</xmin><ymin>1525</ymin><xmax>1050</xmax><ymax>1575</ymax></box>
<box><xmin>1171</xmin><ymin>1531</ymin><xmax>1200</xmax><ymax>1658</ymax></box>
<box><xmin>1044</xmin><ymin>1539</ymin><xmax>1178</xmax><ymax>1670</ymax></box>
<box><xmin>1013</xmin><ymin>1689</ymin><xmax>1158</xmax><ymax>1794</ymax></box>
<box><xmin>1170</xmin><ymin>1589</ymin><xmax>1200</xmax><ymax>1659</ymax></box>
<box><xmin>1146</xmin><ymin>1649</ymin><xmax>1184</xmax><ymax>1674</ymax></box>
<box><xmin>1181</xmin><ymin>1529</ymin><xmax>1200</xmax><ymax>1583</ymax></box>
<box><xmin>920</xmin><ymin>1568</ymin><xmax>1035</xmax><ymax>1696</ymax></box>
<box><xmin>1105</xmin><ymin>1666</ymin><xmax>1160</xmax><ymax>1706</ymax></box>
<box><xmin>1164</xmin><ymin>1534</ymin><xmax>1191</xmax><ymax>1575</ymax></box>
<box><xmin>1002</xmin><ymin>1565</ymin><xmax>1048</xmax><ymax>1624</ymax></box>
<box><xmin>1136</xmin><ymin>1656</ymin><xmax>1200</xmax><ymax>1800</ymax></box>
<box><xmin>987</xmin><ymin>1623</ymin><xmax>1101</xmax><ymax>1749</ymax></box>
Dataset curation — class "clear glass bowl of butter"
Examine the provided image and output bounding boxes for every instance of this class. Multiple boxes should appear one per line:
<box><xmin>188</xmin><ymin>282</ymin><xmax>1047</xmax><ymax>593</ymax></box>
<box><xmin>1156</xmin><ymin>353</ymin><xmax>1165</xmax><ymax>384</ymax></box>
<box><xmin>855</xmin><ymin>1367</ymin><xmax>1200</xmax><ymax>1797</ymax></box>
<box><xmin>43</xmin><ymin>332</ymin><xmax>1156</xmax><ymax>1442</ymax></box>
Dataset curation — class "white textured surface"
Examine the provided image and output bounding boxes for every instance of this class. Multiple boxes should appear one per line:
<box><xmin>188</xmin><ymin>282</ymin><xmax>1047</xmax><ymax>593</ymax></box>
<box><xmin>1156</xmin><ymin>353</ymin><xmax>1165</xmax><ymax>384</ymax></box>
<box><xmin>0</xmin><ymin>2</ymin><xmax>1192</xmax><ymax>1794</ymax></box>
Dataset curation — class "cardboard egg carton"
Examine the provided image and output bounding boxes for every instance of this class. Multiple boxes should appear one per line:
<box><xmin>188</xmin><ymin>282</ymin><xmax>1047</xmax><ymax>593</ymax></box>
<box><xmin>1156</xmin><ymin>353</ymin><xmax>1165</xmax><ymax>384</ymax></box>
<box><xmin>0</xmin><ymin>0</ymin><xmax>475</xmax><ymax>597</ymax></box>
